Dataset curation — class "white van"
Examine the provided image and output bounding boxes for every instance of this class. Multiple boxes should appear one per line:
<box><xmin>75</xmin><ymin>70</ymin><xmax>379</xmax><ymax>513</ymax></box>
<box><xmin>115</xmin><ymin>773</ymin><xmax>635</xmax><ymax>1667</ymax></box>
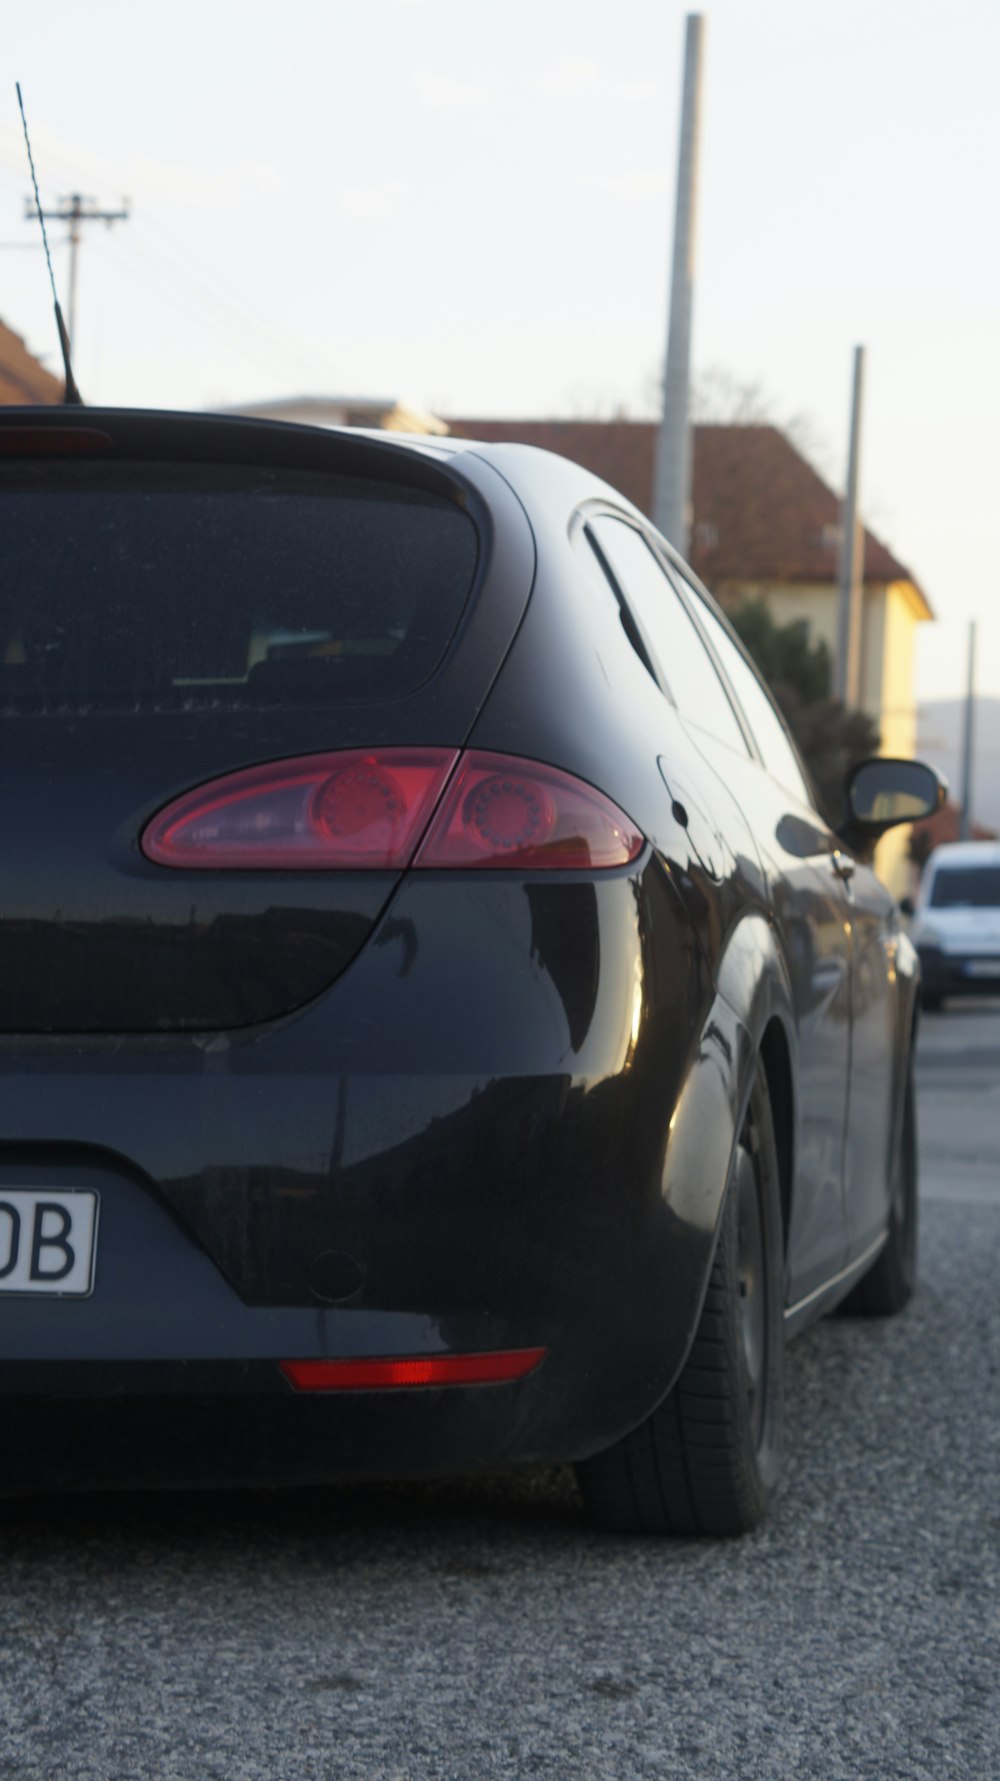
<box><xmin>911</xmin><ymin>841</ymin><xmax>1000</xmax><ymax>1009</ymax></box>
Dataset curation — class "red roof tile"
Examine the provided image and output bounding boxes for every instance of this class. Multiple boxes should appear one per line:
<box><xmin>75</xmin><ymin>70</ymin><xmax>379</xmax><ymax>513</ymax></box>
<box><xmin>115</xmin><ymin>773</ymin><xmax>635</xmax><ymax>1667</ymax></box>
<box><xmin>446</xmin><ymin>418</ymin><xmax>919</xmax><ymax>593</ymax></box>
<box><xmin>0</xmin><ymin>319</ymin><xmax>63</xmax><ymax>405</ymax></box>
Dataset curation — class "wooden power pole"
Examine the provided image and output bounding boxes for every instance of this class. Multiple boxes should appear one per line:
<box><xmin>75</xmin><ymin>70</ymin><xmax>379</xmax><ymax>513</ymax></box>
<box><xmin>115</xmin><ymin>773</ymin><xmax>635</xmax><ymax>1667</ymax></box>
<box><xmin>24</xmin><ymin>192</ymin><xmax>130</xmax><ymax>350</ymax></box>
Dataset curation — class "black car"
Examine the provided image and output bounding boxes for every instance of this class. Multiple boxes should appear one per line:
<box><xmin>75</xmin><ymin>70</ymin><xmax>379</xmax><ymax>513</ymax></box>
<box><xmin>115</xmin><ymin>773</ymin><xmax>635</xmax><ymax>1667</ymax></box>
<box><xmin>0</xmin><ymin>408</ymin><xmax>942</xmax><ymax>1533</ymax></box>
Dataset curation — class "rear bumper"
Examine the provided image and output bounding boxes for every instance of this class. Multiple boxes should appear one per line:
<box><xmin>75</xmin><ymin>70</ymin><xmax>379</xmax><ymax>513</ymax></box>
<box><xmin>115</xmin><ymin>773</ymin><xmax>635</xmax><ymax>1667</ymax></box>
<box><xmin>2</xmin><ymin>1365</ymin><xmax>561</xmax><ymax>1494</ymax></box>
<box><xmin>0</xmin><ymin>1150</ymin><xmax>622</xmax><ymax>1483</ymax></box>
<box><xmin>0</xmin><ymin>861</ymin><xmax>744</xmax><ymax>1489</ymax></box>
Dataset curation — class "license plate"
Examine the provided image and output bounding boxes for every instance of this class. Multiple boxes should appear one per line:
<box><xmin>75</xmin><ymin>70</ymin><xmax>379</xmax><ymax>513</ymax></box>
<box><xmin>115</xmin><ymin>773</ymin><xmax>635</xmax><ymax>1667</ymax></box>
<box><xmin>0</xmin><ymin>1190</ymin><xmax>99</xmax><ymax>1296</ymax></box>
<box><xmin>964</xmin><ymin>960</ymin><xmax>1000</xmax><ymax>979</ymax></box>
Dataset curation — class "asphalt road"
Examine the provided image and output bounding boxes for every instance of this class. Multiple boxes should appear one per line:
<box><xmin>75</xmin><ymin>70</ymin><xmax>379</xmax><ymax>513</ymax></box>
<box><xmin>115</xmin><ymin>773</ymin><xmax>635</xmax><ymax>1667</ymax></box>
<box><xmin>2</xmin><ymin>1009</ymin><xmax>999</xmax><ymax>1781</ymax></box>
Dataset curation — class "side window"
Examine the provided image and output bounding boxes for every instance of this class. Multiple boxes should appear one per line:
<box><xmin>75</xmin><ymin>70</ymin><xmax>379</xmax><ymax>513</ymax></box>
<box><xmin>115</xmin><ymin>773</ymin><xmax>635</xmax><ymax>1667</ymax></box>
<box><xmin>588</xmin><ymin>517</ymin><xmax>749</xmax><ymax>757</ymax></box>
<box><xmin>682</xmin><ymin>580</ymin><xmax>813</xmax><ymax>806</ymax></box>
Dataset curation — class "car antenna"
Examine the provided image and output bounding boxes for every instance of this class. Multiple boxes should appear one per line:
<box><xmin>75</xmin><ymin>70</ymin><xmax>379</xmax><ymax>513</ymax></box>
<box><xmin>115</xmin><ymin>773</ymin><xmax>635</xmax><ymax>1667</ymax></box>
<box><xmin>15</xmin><ymin>81</ymin><xmax>83</xmax><ymax>406</ymax></box>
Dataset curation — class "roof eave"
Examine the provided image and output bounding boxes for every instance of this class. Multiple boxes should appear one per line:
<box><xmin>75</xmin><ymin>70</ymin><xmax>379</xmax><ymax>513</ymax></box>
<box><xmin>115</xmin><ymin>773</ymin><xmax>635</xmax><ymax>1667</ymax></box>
<box><xmin>886</xmin><ymin>576</ymin><xmax>934</xmax><ymax>623</ymax></box>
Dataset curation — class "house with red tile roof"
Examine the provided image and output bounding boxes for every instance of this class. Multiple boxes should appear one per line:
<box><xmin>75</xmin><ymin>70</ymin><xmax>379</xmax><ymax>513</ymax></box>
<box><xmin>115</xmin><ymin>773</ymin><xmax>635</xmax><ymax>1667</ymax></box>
<box><xmin>447</xmin><ymin>418</ymin><xmax>932</xmax><ymax>895</ymax></box>
<box><xmin>0</xmin><ymin>319</ymin><xmax>63</xmax><ymax>405</ymax></box>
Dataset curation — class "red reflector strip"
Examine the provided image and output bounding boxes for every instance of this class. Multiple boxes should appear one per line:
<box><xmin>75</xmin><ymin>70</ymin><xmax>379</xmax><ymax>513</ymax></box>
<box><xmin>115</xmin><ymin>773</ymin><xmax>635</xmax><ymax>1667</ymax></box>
<box><xmin>279</xmin><ymin>1348</ymin><xmax>546</xmax><ymax>1392</ymax></box>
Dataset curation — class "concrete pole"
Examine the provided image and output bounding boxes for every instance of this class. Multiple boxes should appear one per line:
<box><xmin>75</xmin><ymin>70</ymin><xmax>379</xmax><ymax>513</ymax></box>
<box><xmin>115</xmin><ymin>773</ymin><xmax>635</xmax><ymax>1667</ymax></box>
<box><xmin>959</xmin><ymin>619</ymin><xmax>977</xmax><ymax>840</ymax></box>
<box><xmin>835</xmin><ymin>345</ymin><xmax>865</xmax><ymax>706</ymax></box>
<box><xmin>652</xmin><ymin>13</ymin><xmax>705</xmax><ymax>553</ymax></box>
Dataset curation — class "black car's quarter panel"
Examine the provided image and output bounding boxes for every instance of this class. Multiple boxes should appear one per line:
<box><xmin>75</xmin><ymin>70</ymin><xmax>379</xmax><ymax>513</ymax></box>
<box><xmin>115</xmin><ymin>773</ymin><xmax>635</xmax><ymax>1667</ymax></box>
<box><xmin>459</xmin><ymin>453</ymin><xmax>851</xmax><ymax>1306</ymax></box>
<box><xmin>483</xmin><ymin>461</ymin><xmax>852</xmax><ymax>1310</ymax></box>
<box><xmin>842</xmin><ymin>859</ymin><xmax>909</xmax><ymax>1257</ymax></box>
<box><xmin>684</xmin><ymin>730</ymin><xmax>853</xmax><ymax>1303</ymax></box>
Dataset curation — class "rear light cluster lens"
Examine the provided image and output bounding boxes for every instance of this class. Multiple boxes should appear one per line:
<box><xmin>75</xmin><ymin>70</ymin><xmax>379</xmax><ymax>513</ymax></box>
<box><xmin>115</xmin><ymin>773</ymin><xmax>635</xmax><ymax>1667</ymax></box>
<box><xmin>415</xmin><ymin>752</ymin><xmax>643</xmax><ymax>870</ymax></box>
<box><xmin>142</xmin><ymin>749</ymin><xmax>458</xmax><ymax>869</ymax></box>
<box><xmin>141</xmin><ymin>749</ymin><xmax>644</xmax><ymax>872</ymax></box>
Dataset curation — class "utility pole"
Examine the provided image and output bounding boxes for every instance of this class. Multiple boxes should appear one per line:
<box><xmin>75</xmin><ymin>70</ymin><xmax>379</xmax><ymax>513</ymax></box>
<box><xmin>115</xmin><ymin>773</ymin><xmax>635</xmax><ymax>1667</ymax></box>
<box><xmin>23</xmin><ymin>192</ymin><xmax>130</xmax><ymax>350</ymax></box>
<box><xmin>652</xmin><ymin>12</ymin><xmax>706</xmax><ymax>553</ymax></box>
<box><xmin>959</xmin><ymin>619</ymin><xmax>977</xmax><ymax>840</ymax></box>
<box><xmin>835</xmin><ymin>344</ymin><xmax>865</xmax><ymax>706</ymax></box>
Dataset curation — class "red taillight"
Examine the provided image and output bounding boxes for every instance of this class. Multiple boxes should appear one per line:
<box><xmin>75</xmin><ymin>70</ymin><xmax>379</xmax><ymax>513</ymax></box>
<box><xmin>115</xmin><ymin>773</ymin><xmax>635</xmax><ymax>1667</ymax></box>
<box><xmin>279</xmin><ymin>1348</ymin><xmax>546</xmax><ymax>1391</ymax></box>
<box><xmin>415</xmin><ymin>752</ymin><xmax>643</xmax><ymax>870</ymax></box>
<box><xmin>141</xmin><ymin>749</ymin><xmax>459</xmax><ymax>869</ymax></box>
<box><xmin>141</xmin><ymin>748</ymin><xmax>644</xmax><ymax>872</ymax></box>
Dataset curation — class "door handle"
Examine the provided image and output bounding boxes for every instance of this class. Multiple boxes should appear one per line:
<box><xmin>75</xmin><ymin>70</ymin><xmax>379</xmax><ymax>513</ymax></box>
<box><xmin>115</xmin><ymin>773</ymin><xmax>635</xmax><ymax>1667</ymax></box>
<box><xmin>831</xmin><ymin>850</ymin><xmax>855</xmax><ymax>883</ymax></box>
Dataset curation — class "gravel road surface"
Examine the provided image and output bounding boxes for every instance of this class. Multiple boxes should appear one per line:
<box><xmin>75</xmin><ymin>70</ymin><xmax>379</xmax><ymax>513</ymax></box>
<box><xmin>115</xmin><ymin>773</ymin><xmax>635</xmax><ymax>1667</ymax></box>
<box><xmin>1</xmin><ymin>1007</ymin><xmax>998</xmax><ymax>1780</ymax></box>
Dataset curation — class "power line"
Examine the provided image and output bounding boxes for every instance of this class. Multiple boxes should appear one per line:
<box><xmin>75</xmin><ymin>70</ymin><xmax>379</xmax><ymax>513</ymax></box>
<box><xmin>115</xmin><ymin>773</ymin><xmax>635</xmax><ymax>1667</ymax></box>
<box><xmin>86</xmin><ymin>228</ymin><xmax>330</xmax><ymax>394</ymax></box>
<box><xmin>23</xmin><ymin>192</ymin><xmax>129</xmax><ymax>349</ymax></box>
<box><xmin>136</xmin><ymin>212</ymin><xmax>344</xmax><ymax>388</ymax></box>
<box><xmin>90</xmin><ymin>224</ymin><xmax>343</xmax><ymax>393</ymax></box>
<box><xmin>2</xmin><ymin>132</ymin><xmax>343</xmax><ymax>392</ymax></box>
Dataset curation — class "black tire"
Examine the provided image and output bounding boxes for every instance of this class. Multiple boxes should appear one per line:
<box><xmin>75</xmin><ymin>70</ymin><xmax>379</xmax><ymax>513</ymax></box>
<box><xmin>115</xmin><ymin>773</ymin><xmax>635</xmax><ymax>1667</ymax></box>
<box><xmin>576</xmin><ymin>1063</ymin><xmax>784</xmax><ymax>1536</ymax></box>
<box><xmin>839</xmin><ymin>1052</ymin><xmax>918</xmax><ymax>1317</ymax></box>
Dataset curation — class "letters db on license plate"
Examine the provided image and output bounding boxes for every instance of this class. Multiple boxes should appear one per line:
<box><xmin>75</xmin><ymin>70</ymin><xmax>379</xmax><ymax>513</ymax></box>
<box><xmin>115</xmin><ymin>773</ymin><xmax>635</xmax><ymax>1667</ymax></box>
<box><xmin>0</xmin><ymin>1191</ymin><xmax>99</xmax><ymax>1296</ymax></box>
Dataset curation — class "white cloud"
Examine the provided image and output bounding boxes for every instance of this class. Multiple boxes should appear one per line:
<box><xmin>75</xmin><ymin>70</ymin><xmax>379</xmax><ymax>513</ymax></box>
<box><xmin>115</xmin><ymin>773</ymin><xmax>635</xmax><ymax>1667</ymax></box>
<box><xmin>531</xmin><ymin>56</ymin><xmax>601</xmax><ymax>98</ymax></box>
<box><xmin>528</xmin><ymin>58</ymin><xmax>657</xmax><ymax>104</ymax></box>
<box><xmin>125</xmin><ymin>156</ymin><xmax>281</xmax><ymax>204</ymax></box>
<box><xmin>335</xmin><ymin>180</ymin><xmax>407</xmax><ymax>221</ymax></box>
<box><xmin>0</xmin><ymin>122</ymin><xmax>280</xmax><ymax>207</ymax></box>
<box><xmin>596</xmin><ymin>167</ymin><xmax>670</xmax><ymax>203</ymax></box>
<box><xmin>413</xmin><ymin>72</ymin><xmax>496</xmax><ymax>110</ymax></box>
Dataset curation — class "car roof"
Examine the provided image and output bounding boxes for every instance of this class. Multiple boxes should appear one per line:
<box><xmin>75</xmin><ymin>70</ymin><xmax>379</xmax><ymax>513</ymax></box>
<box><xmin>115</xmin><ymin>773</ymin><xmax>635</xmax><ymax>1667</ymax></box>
<box><xmin>0</xmin><ymin>406</ymin><xmax>647</xmax><ymax>520</ymax></box>
<box><xmin>335</xmin><ymin>424</ymin><xmax>653</xmax><ymax>517</ymax></box>
<box><xmin>925</xmin><ymin>842</ymin><xmax>1000</xmax><ymax>870</ymax></box>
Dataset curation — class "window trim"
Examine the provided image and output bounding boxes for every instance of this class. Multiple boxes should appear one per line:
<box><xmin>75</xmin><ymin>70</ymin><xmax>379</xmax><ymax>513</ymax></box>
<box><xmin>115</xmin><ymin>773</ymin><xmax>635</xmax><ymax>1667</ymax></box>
<box><xmin>579</xmin><ymin>519</ymin><xmax>661</xmax><ymax>686</ymax></box>
<box><xmin>572</xmin><ymin>498</ymin><xmax>822</xmax><ymax>809</ymax></box>
<box><xmin>576</xmin><ymin>506</ymin><xmax>753</xmax><ymax>759</ymax></box>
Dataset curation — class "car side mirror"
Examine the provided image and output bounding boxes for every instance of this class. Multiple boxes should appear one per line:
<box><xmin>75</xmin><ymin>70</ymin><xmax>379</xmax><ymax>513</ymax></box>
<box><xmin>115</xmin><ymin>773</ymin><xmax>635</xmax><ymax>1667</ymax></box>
<box><xmin>898</xmin><ymin>895</ymin><xmax>915</xmax><ymax>918</ymax></box>
<box><xmin>843</xmin><ymin>757</ymin><xmax>947</xmax><ymax>838</ymax></box>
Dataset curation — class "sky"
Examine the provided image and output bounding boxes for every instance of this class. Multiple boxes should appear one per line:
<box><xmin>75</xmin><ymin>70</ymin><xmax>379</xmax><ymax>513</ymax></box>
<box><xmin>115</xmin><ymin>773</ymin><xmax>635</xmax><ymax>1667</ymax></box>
<box><xmin>3</xmin><ymin>0</ymin><xmax>998</xmax><ymax>706</ymax></box>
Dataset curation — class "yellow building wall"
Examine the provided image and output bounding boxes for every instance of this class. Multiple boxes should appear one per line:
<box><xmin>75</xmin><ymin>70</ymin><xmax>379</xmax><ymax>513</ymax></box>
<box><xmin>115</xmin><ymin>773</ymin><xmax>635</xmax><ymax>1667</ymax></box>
<box><xmin>877</xmin><ymin>583</ymin><xmax>919</xmax><ymax>759</ymax></box>
<box><xmin>869</xmin><ymin>583</ymin><xmax>921</xmax><ymax>899</ymax></box>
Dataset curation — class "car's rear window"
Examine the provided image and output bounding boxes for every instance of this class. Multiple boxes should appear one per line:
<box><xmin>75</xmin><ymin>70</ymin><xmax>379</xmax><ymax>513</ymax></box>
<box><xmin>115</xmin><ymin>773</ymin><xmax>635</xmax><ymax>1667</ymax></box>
<box><xmin>0</xmin><ymin>461</ymin><xmax>479</xmax><ymax>712</ymax></box>
<box><xmin>929</xmin><ymin>866</ymin><xmax>1000</xmax><ymax>909</ymax></box>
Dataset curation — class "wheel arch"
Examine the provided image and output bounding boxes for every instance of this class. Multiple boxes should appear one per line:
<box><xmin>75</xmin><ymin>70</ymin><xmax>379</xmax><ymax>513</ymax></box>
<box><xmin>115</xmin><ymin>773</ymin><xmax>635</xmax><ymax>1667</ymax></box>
<box><xmin>648</xmin><ymin>911</ymin><xmax>798</xmax><ymax>1410</ymax></box>
<box><xmin>714</xmin><ymin>908</ymin><xmax>799</xmax><ymax>1250</ymax></box>
<box><xmin>759</xmin><ymin>1015</ymin><xmax>794</xmax><ymax>1264</ymax></box>
<box><xmin>588</xmin><ymin>911</ymin><xmax>795</xmax><ymax>1487</ymax></box>
<box><xmin>888</xmin><ymin>928</ymin><xmax>922</xmax><ymax>1193</ymax></box>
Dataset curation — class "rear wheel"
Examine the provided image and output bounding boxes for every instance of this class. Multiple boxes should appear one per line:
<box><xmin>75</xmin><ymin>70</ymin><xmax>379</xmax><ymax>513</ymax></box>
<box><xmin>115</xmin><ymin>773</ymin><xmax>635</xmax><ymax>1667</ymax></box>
<box><xmin>840</xmin><ymin>1053</ymin><xmax>917</xmax><ymax>1316</ymax></box>
<box><xmin>576</xmin><ymin>1063</ymin><xmax>784</xmax><ymax>1536</ymax></box>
